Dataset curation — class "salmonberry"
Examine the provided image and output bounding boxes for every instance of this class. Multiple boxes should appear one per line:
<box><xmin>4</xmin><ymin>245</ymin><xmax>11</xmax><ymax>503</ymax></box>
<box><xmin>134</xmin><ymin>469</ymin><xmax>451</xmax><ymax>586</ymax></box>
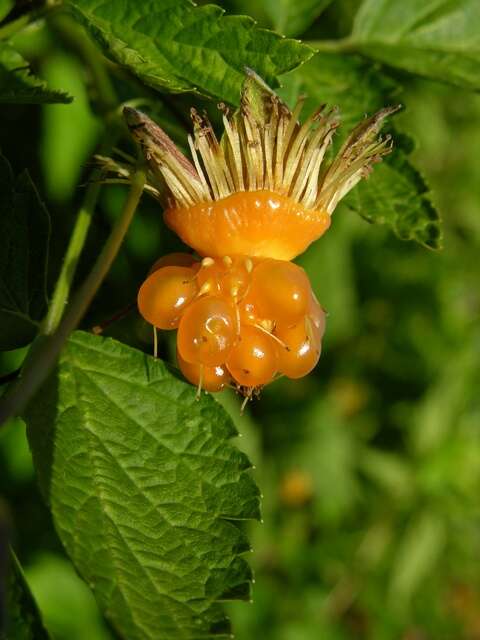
<box><xmin>177</xmin><ymin>295</ymin><xmax>237</xmax><ymax>366</ymax></box>
<box><xmin>226</xmin><ymin>324</ymin><xmax>279</xmax><ymax>388</ymax></box>
<box><xmin>275</xmin><ymin>317</ymin><xmax>321</xmax><ymax>379</ymax></box>
<box><xmin>238</xmin><ymin>294</ymin><xmax>258</xmax><ymax>326</ymax></box>
<box><xmin>124</xmin><ymin>73</ymin><xmax>397</xmax><ymax>394</ymax></box>
<box><xmin>138</xmin><ymin>254</ymin><xmax>326</xmax><ymax>393</ymax></box>
<box><xmin>195</xmin><ymin>257</ymin><xmax>223</xmax><ymax>296</ymax></box>
<box><xmin>218</xmin><ymin>256</ymin><xmax>252</xmax><ymax>301</ymax></box>
<box><xmin>249</xmin><ymin>260</ymin><xmax>311</xmax><ymax>325</ymax></box>
<box><xmin>149</xmin><ymin>252</ymin><xmax>198</xmax><ymax>274</ymax></box>
<box><xmin>176</xmin><ymin>349</ymin><xmax>231</xmax><ymax>392</ymax></box>
<box><xmin>195</xmin><ymin>256</ymin><xmax>253</xmax><ymax>302</ymax></box>
<box><xmin>137</xmin><ymin>265</ymin><xmax>198</xmax><ymax>329</ymax></box>
<box><xmin>308</xmin><ymin>291</ymin><xmax>326</xmax><ymax>339</ymax></box>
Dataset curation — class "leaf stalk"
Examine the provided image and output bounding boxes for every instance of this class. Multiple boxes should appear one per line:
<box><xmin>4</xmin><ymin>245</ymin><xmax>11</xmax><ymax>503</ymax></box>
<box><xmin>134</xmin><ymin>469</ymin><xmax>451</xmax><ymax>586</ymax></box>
<box><xmin>0</xmin><ymin>167</ymin><xmax>146</xmax><ymax>427</ymax></box>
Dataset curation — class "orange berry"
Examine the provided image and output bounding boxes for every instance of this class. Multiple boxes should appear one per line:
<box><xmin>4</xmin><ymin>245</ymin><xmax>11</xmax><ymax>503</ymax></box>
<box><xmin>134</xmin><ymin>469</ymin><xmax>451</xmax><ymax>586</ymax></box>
<box><xmin>218</xmin><ymin>256</ymin><xmax>251</xmax><ymax>301</ymax></box>
<box><xmin>196</xmin><ymin>258</ymin><xmax>224</xmax><ymax>295</ymax></box>
<box><xmin>148</xmin><ymin>252</ymin><xmax>198</xmax><ymax>274</ymax></box>
<box><xmin>138</xmin><ymin>266</ymin><xmax>198</xmax><ymax>329</ymax></box>
<box><xmin>177</xmin><ymin>296</ymin><xmax>237</xmax><ymax>366</ymax></box>
<box><xmin>309</xmin><ymin>291</ymin><xmax>326</xmax><ymax>339</ymax></box>
<box><xmin>226</xmin><ymin>324</ymin><xmax>278</xmax><ymax>388</ymax></box>
<box><xmin>238</xmin><ymin>295</ymin><xmax>258</xmax><ymax>325</ymax></box>
<box><xmin>249</xmin><ymin>259</ymin><xmax>311</xmax><ymax>324</ymax></box>
<box><xmin>275</xmin><ymin>317</ymin><xmax>321</xmax><ymax>379</ymax></box>
<box><xmin>176</xmin><ymin>349</ymin><xmax>231</xmax><ymax>392</ymax></box>
<box><xmin>195</xmin><ymin>256</ymin><xmax>252</xmax><ymax>302</ymax></box>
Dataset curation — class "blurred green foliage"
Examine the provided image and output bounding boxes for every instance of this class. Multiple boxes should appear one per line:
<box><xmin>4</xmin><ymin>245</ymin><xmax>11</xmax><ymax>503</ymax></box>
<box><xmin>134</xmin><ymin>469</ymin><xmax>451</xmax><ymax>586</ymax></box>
<box><xmin>1</xmin><ymin>0</ymin><xmax>479</xmax><ymax>638</ymax></box>
<box><xmin>224</xmin><ymin>77</ymin><xmax>480</xmax><ymax>640</ymax></box>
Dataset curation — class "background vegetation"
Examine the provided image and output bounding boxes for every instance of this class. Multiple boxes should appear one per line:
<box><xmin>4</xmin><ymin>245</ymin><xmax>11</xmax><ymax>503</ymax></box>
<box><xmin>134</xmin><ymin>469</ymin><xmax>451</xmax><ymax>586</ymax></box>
<box><xmin>1</xmin><ymin>1</ymin><xmax>479</xmax><ymax>638</ymax></box>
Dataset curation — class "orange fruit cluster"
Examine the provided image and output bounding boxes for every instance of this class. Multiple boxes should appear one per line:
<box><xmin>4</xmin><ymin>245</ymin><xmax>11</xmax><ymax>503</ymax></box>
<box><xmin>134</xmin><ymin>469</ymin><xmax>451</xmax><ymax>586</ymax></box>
<box><xmin>137</xmin><ymin>253</ymin><xmax>326</xmax><ymax>394</ymax></box>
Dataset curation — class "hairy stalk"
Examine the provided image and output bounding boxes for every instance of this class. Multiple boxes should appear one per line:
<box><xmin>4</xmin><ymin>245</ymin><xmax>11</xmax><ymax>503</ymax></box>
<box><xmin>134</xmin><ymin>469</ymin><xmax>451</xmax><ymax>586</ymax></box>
<box><xmin>0</xmin><ymin>168</ymin><xmax>146</xmax><ymax>427</ymax></box>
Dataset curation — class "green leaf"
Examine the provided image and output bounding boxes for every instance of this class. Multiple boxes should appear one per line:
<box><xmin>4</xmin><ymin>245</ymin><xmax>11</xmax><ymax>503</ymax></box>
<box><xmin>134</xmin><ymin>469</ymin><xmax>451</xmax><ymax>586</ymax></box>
<box><xmin>262</xmin><ymin>0</ymin><xmax>333</xmax><ymax>37</ymax></box>
<box><xmin>66</xmin><ymin>0</ymin><xmax>313</xmax><ymax>104</ymax></box>
<box><xmin>2</xmin><ymin>549</ymin><xmax>51</xmax><ymax>640</ymax></box>
<box><xmin>360</xmin><ymin>448</ymin><xmax>414</xmax><ymax>500</ymax></box>
<box><xmin>389</xmin><ymin>511</ymin><xmax>446</xmax><ymax>606</ymax></box>
<box><xmin>297</xmin><ymin>398</ymin><xmax>358</xmax><ymax>524</ymax></box>
<box><xmin>25</xmin><ymin>331</ymin><xmax>260</xmax><ymax>640</ymax></box>
<box><xmin>348</xmin><ymin>148</ymin><xmax>442</xmax><ymax>250</ymax></box>
<box><xmin>0</xmin><ymin>153</ymin><xmax>51</xmax><ymax>350</ymax></box>
<box><xmin>412</xmin><ymin>346</ymin><xmax>478</xmax><ymax>455</ymax></box>
<box><xmin>351</xmin><ymin>0</ymin><xmax>480</xmax><ymax>90</ymax></box>
<box><xmin>0</xmin><ymin>44</ymin><xmax>72</xmax><ymax>104</ymax></box>
<box><xmin>279</xmin><ymin>53</ymin><xmax>442</xmax><ymax>249</ymax></box>
<box><xmin>0</xmin><ymin>0</ymin><xmax>13</xmax><ymax>23</ymax></box>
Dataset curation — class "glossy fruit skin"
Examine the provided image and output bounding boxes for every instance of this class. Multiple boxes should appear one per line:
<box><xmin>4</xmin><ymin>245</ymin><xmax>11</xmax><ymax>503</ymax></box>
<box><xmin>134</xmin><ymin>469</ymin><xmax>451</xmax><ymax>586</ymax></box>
<box><xmin>226</xmin><ymin>324</ymin><xmax>279</xmax><ymax>388</ymax></box>
<box><xmin>176</xmin><ymin>349</ymin><xmax>231</xmax><ymax>391</ymax></box>
<box><xmin>164</xmin><ymin>190</ymin><xmax>330</xmax><ymax>261</ymax></box>
<box><xmin>148</xmin><ymin>252</ymin><xmax>198</xmax><ymax>274</ymax></box>
<box><xmin>195</xmin><ymin>256</ymin><xmax>252</xmax><ymax>300</ymax></box>
<box><xmin>249</xmin><ymin>260</ymin><xmax>311</xmax><ymax>325</ymax></box>
<box><xmin>195</xmin><ymin>260</ymin><xmax>224</xmax><ymax>295</ymax></box>
<box><xmin>238</xmin><ymin>295</ymin><xmax>258</xmax><ymax>325</ymax></box>
<box><xmin>218</xmin><ymin>256</ymin><xmax>251</xmax><ymax>301</ymax></box>
<box><xmin>137</xmin><ymin>266</ymin><xmax>198</xmax><ymax>329</ymax></box>
<box><xmin>309</xmin><ymin>291</ymin><xmax>326</xmax><ymax>339</ymax></box>
<box><xmin>177</xmin><ymin>296</ymin><xmax>237</xmax><ymax>366</ymax></box>
<box><xmin>275</xmin><ymin>318</ymin><xmax>321</xmax><ymax>379</ymax></box>
<box><xmin>138</xmin><ymin>252</ymin><xmax>326</xmax><ymax>393</ymax></box>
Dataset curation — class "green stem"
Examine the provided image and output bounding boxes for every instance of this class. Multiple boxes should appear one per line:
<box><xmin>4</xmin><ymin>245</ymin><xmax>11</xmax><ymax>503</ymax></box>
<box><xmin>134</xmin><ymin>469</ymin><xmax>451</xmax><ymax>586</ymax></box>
<box><xmin>42</xmin><ymin>174</ymin><xmax>102</xmax><ymax>336</ymax></box>
<box><xmin>307</xmin><ymin>37</ymin><xmax>356</xmax><ymax>54</ymax></box>
<box><xmin>0</xmin><ymin>168</ymin><xmax>146</xmax><ymax>427</ymax></box>
<box><xmin>65</xmin><ymin>167</ymin><xmax>146</xmax><ymax>328</ymax></box>
<box><xmin>42</xmin><ymin>11</ymin><xmax>121</xmax><ymax>335</ymax></box>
